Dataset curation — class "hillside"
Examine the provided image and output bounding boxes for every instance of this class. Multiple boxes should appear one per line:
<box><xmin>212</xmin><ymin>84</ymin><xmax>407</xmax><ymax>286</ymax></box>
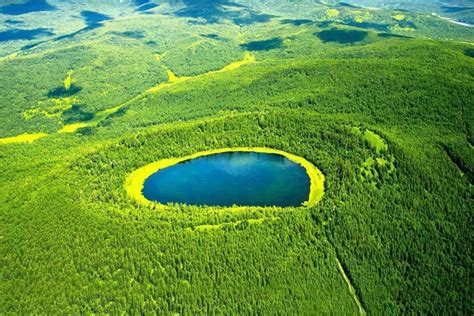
<box><xmin>0</xmin><ymin>0</ymin><xmax>473</xmax><ymax>314</ymax></box>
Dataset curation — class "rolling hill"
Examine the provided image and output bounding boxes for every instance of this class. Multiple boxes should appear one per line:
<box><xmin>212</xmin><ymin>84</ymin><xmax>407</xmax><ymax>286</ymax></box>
<box><xmin>0</xmin><ymin>0</ymin><xmax>473</xmax><ymax>314</ymax></box>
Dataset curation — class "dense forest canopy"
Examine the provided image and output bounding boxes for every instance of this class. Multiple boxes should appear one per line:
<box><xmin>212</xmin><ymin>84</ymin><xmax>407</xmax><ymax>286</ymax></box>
<box><xmin>0</xmin><ymin>0</ymin><xmax>473</xmax><ymax>314</ymax></box>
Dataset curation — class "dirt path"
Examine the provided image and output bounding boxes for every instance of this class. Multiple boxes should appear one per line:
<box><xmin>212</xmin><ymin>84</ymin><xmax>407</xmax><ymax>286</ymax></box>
<box><xmin>336</xmin><ymin>258</ymin><xmax>367</xmax><ymax>316</ymax></box>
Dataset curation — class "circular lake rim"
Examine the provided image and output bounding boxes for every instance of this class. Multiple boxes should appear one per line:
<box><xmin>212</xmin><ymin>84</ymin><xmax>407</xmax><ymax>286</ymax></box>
<box><xmin>125</xmin><ymin>147</ymin><xmax>325</xmax><ymax>209</ymax></box>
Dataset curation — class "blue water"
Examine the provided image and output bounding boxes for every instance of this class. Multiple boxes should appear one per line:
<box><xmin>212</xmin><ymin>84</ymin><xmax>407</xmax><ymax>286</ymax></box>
<box><xmin>142</xmin><ymin>152</ymin><xmax>311</xmax><ymax>207</ymax></box>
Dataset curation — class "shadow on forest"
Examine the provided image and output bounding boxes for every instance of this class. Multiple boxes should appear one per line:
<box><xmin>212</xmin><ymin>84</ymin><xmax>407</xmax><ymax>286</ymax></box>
<box><xmin>50</xmin><ymin>10</ymin><xmax>112</xmax><ymax>42</ymax></box>
<box><xmin>316</xmin><ymin>21</ymin><xmax>333</xmax><ymax>28</ymax></box>
<box><xmin>53</xmin><ymin>29</ymin><xmax>87</xmax><ymax>42</ymax></box>
<box><xmin>378</xmin><ymin>32</ymin><xmax>410</xmax><ymax>39</ymax></box>
<box><xmin>240</xmin><ymin>38</ymin><xmax>283</xmax><ymax>51</ymax></box>
<box><xmin>233</xmin><ymin>11</ymin><xmax>274</xmax><ymax>26</ymax></box>
<box><xmin>345</xmin><ymin>21</ymin><xmax>389</xmax><ymax>32</ymax></box>
<box><xmin>134</xmin><ymin>0</ymin><xmax>159</xmax><ymax>12</ymax></box>
<box><xmin>280</xmin><ymin>19</ymin><xmax>313</xmax><ymax>26</ymax></box>
<box><xmin>465</xmin><ymin>48</ymin><xmax>474</xmax><ymax>58</ymax></box>
<box><xmin>441</xmin><ymin>5</ymin><xmax>471</xmax><ymax>13</ymax></box>
<box><xmin>201</xmin><ymin>33</ymin><xmax>223</xmax><ymax>41</ymax></box>
<box><xmin>81</xmin><ymin>10</ymin><xmax>112</xmax><ymax>28</ymax></box>
<box><xmin>145</xmin><ymin>40</ymin><xmax>157</xmax><ymax>46</ymax></box>
<box><xmin>337</xmin><ymin>2</ymin><xmax>358</xmax><ymax>9</ymax></box>
<box><xmin>111</xmin><ymin>30</ymin><xmax>145</xmax><ymax>39</ymax></box>
<box><xmin>47</xmin><ymin>85</ymin><xmax>82</xmax><ymax>98</ymax></box>
<box><xmin>174</xmin><ymin>0</ymin><xmax>274</xmax><ymax>25</ymax></box>
<box><xmin>98</xmin><ymin>107</ymin><xmax>128</xmax><ymax>127</ymax></box>
<box><xmin>12</xmin><ymin>9</ymin><xmax>113</xmax><ymax>46</ymax></box>
<box><xmin>62</xmin><ymin>104</ymin><xmax>94</xmax><ymax>124</ymax></box>
<box><xmin>397</xmin><ymin>20</ymin><xmax>417</xmax><ymax>29</ymax></box>
<box><xmin>317</xmin><ymin>28</ymin><xmax>368</xmax><ymax>44</ymax></box>
<box><xmin>0</xmin><ymin>0</ymin><xmax>55</xmax><ymax>15</ymax></box>
<box><xmin>0</xmin><ymin>28</ymin><xmax>53</xmax><ymax>42</ymax></box>
<box><xmin>21</xmin><ymin>42</ymin><xmax>43</xmax><ymax>50</ymax></box>
<box><xmin>5</xmin><ymin>19</ymin><xmax>23</xmax><ymax>25</ymax></box>
<box><xmin>443</xmin><ymin>144</ymin><xmax>474</xmax><ymax>184</ymax></box>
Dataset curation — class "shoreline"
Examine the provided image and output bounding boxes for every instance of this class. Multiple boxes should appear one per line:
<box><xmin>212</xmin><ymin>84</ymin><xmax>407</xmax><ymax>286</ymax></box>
<box><xmin>125</xmin><ymin>147</ymin><xmax>325</xmax><ymax>209</ymax></box>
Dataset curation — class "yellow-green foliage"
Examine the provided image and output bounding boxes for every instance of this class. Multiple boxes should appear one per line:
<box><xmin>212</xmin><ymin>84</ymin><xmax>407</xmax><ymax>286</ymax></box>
<box><xmin>0</xmin><ymin>52</ymin><xmax>17</xmax><ymax>62</ymax></box>
<box><xmin>376</xmin><ymin>157</ymin><xmax>388</xmax><ymax>166</ymax></box>
<box><xmin>351</xmin><ymin>126</ymin><xmax>363</xmax><ymax>136</ymax></box>
<box><xmin>22</xmin><ymin>108</ymin><xmax>56</xmax><ymax>120</ymax></box>
<box><xmin>58</xmin><ymin>122</ymin><xmax>90</xmax><ymax>134</ymax></box>
<box><xmin>64</xmin><ymin>70</ymin><xmax>74</xmax><ymax>91</ymax></box>
<box><xmin>220</xmin><ymin>52</ymin><xmax>255</xmax><ymax>72</ymax></box>
<box><xmin>326</xmin><ymin>9</ymin><xmax>340</xmax><ymax>19</ymax></box>
<box><xmin>393</xmin><ymin>14</ymin><xmax>406</xmax><ymax>21</ymax></box>
<box><xmin>352</xmin><ymin>128</ymin><xmax>394</xmax><ymax>183</ymax></box>
<box><xmin>23</xmin><ymin>97</ymin><xmax>79</xmax><ymax>120</ymax></box>
<box><xmin>125</xmin><ymin>147</ymin><xmax>325</xmax><ymax>209</ymax></box>
<box><xmin>148</xmin><ymin>52</ymin><xmax>255</xmax><ymax>94</ymax></box>
<box><xmin>361</xmin><ymin>156</ymin><xmax>377</xmax><ymax>179</ymax></box>
<box><xmin>166</xmin><ymin>69</ymin><xmax>190</xmax><ymax>84</ymax></box>
<box><xmin>363</xmin><ymin>130</ymin><xmax>388</xmax><ymax>153</ymax></box>
<box><xmin>351</xmin><ymin>128</ymin><xmax>387</xmax><ymax>153</ymax></box>
<box><xmin>390</xmin><ymin>25</ymin><xmax>415</xmax><ymax>32</ymax></box>
<box><xmin>360</xmin><ymin>155</ymin><xmax>395</xmax><ymax>183</ymax></box>
<box><xmin>0</xmin><ymin>133</ymin><xmax>48</xmax><ymax>145</ymax></box>
<box><xmin>26</xmin><ymin>52</ymin><xmax>256</xmax><ymax>135</ymax></box>
<box><xmin>353</xmin><ymin>10</ymin><xmax>372</xmax><ymax>23</ymax></box>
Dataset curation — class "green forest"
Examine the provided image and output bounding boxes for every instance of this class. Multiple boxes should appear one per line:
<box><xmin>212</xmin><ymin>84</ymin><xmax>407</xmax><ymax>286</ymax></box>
<box><xmin>0</xmin><ymin>0</ymin><xmax>473</xmax><ymax>314</ymax></box>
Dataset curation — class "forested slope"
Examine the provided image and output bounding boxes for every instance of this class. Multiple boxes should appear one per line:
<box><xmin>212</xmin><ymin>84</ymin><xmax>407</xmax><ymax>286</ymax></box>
<box><xmin>0</xmin><ymin>0</ymin><xmax>473</xmax><ymax>314</ymax></box>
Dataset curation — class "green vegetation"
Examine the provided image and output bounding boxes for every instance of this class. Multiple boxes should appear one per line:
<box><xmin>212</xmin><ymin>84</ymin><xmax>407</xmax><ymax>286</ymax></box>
<box><xmin>0</xmin><ymin>0</ymin><xmax>473</xmax><ymax>314</ymax></box>
<box><xmin>362</xmin><ymin>129</ymin><xmax>388</xmax><ymax>153</ymax></box>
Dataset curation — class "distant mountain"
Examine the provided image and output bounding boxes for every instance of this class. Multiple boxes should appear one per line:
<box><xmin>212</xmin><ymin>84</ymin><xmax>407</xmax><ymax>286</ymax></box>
<box><xmin>0</xmin><ymin>0</ymin><xmax>472</xmax><ymax>58</ymax></box>
<box><xmin>333</xmin><ymin>0</ymin><xmax>474</xmax><ymax>24</ymax></box>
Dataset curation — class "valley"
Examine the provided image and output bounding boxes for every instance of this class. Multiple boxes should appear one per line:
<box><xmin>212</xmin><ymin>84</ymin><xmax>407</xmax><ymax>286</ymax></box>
<box><xmin>0</xmin><ymin>0</ymin><xmax>472</xmax><ymax>314</ymax></box>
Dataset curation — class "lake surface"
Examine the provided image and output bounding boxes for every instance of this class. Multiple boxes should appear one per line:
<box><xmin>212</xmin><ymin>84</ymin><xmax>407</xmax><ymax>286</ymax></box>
<box><xmin>142</xmin><ymin>152</ymin><xmax>311</xmax><ymax>207</ymax></box>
